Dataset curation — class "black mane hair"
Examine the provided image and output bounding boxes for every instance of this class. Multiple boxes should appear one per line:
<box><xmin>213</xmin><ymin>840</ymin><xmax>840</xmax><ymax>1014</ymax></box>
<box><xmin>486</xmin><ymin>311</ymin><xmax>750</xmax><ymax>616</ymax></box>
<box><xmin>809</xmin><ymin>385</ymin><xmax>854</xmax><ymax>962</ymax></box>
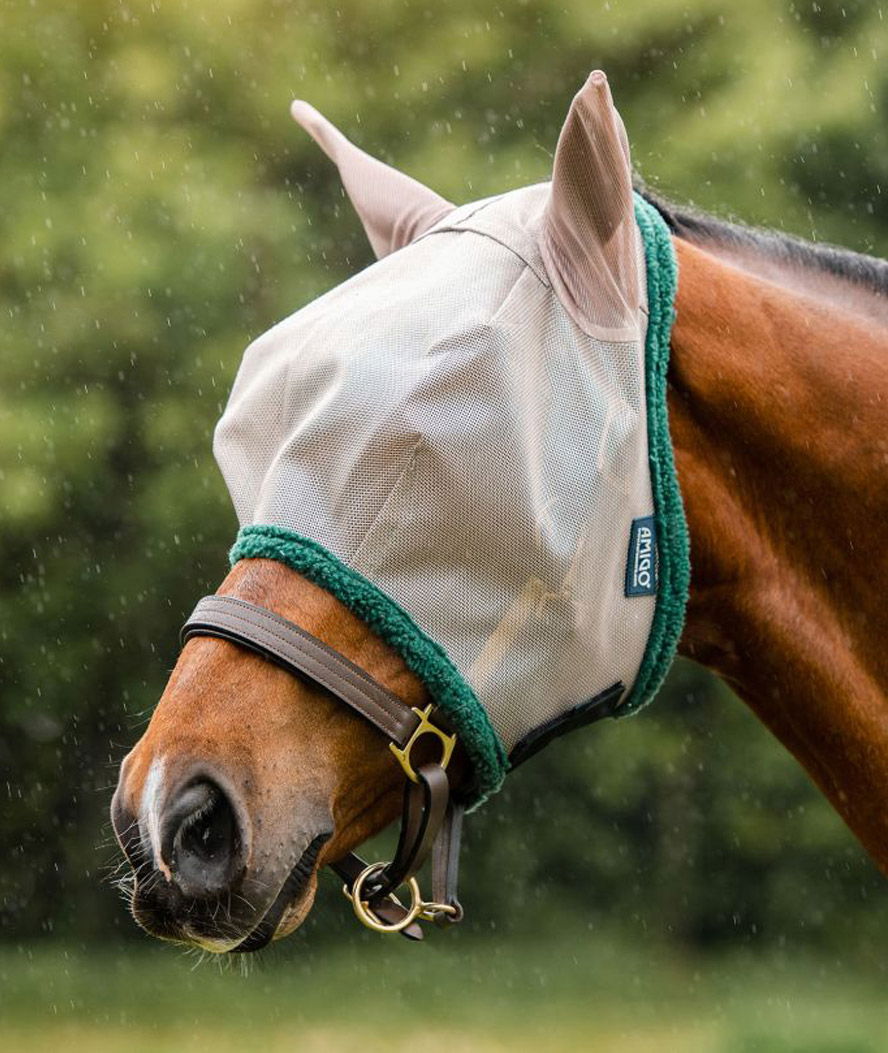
<box><xmin>636</xmin><ymin>184</ymin><xmax>888</xmax><ymax>298</ymax></box>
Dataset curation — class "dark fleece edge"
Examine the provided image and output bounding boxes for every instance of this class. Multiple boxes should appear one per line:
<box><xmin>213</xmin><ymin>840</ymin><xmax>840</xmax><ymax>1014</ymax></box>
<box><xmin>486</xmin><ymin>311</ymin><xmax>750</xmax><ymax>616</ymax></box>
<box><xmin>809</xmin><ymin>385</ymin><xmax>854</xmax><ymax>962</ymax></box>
<box><xmin>622</xmin><ymin>193</ymin><xmax>691</xmax><ymax>713</ymax></box>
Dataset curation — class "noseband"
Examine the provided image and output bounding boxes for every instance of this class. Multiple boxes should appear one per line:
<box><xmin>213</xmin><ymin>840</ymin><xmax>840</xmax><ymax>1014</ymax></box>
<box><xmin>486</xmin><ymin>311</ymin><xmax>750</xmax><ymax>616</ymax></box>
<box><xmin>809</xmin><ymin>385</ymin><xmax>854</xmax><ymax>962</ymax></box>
<box><xmin>181</xmin><ymin>594</ymin><xmax>465</xmax><ymax>944</ymax></box>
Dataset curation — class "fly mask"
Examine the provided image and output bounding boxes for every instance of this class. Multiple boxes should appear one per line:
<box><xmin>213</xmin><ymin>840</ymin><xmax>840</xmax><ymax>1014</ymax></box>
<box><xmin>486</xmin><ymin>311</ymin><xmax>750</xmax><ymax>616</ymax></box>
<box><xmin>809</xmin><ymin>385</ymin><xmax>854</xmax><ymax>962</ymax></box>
<box><xmin>187</xmin><ymin>71</ymin><xmax>689</xmax><ymax>938</ymax></box>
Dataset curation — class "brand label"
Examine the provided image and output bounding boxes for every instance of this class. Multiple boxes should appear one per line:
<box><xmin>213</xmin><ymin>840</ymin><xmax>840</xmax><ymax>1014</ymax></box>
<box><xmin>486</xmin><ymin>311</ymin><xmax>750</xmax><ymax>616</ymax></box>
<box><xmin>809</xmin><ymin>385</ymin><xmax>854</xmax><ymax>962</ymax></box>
<box><xmin>625</xmin><ymin>516</ymin><xmax>657</xmax><ymax>597</ymax></box>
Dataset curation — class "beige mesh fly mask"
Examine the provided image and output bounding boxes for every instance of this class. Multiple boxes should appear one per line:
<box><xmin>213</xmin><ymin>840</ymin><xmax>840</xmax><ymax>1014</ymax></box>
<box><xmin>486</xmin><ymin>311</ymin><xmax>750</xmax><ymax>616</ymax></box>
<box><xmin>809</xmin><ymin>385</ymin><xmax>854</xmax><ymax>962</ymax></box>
<box><xmin>214</xmin><ymin>72</ymin><xmax>689</xmax><ymax>805</ymax></box>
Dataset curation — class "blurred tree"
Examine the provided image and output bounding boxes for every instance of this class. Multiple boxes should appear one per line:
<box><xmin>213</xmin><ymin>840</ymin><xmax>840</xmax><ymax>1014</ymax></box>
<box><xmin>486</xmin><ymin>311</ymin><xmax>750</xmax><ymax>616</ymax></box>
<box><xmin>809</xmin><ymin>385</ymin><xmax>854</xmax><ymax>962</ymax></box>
<box><xmin>1</xmin><ymin>0</ymin><xmax>884</xmax><ymax>945</ymax></box>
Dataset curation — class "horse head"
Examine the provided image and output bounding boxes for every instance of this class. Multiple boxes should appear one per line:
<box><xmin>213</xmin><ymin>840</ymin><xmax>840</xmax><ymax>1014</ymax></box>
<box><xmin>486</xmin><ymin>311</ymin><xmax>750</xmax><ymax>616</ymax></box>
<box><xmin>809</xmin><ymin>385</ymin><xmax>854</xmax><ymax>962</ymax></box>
<box><xmin>112</xmin><ymin>71</ymin><xmax>651</xmax><ymax>951</ymax></box>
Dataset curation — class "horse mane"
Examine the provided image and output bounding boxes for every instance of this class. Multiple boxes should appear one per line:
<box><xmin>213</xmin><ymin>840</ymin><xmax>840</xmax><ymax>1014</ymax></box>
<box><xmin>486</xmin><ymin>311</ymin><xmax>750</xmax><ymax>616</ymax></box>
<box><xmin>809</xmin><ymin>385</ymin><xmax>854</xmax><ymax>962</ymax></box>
<box><xmin>636</xmin><ymin>183</ymin><xmax>888</xmax><ymax>299</ymax></box>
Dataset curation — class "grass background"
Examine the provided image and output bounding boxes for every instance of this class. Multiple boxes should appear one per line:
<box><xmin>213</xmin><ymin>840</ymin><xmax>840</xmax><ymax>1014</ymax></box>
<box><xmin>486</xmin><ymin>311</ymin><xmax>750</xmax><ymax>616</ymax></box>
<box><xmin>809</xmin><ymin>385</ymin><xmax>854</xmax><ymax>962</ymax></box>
<box><xmin>3</xmin><ymin>934</ymin><xmax>888</xmax><ymax>1052</ymax></box>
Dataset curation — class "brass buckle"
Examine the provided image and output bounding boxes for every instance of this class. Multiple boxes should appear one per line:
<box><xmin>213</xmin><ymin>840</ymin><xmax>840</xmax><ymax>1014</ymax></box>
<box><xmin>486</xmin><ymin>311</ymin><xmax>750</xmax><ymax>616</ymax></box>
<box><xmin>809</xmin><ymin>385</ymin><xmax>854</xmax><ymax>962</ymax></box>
<box><xmin>345</xmin><ymin>862</ymin><xmax>458</xmax><ymax>934</ymax></box>
<box><xmin>389</xmin><ymin>704</ymin><xmax>456</xmax><ymax>783</ymax></box>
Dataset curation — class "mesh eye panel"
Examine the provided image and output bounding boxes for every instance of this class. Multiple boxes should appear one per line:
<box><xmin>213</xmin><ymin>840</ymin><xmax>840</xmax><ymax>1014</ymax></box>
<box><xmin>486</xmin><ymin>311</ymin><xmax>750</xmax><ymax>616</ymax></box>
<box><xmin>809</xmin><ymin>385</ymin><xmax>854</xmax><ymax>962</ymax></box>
<box><xmin>215</xmin><ymin>183</ymin><xmax>655</xmax><ymax>753</ymax></box>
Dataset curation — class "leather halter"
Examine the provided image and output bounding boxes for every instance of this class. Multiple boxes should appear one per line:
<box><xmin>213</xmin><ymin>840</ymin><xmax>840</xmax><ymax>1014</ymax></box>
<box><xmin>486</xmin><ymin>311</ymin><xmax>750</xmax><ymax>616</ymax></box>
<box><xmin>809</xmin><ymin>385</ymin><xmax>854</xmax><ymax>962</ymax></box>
<box><xmin>181</xmin><ymin>594</ymin><xmax>464</xmax><ymax>943</ymax></box>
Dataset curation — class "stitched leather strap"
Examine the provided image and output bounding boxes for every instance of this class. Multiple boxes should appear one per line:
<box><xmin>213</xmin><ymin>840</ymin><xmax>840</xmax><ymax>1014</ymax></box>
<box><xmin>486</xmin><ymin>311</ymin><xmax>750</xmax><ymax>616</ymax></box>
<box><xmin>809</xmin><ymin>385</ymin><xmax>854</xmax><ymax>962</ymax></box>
<box><xmin>376</xmin><ymin>762</ymin><xmax>449</xmax><ymax>896</ymax></box>
<box><xmin>431</xmin><ymin>801</ymin><xmax>464</xmax><ymax>924</ymax></box>
<box><xmin>182</xmin><ymin>595</ymin><xmax>421</xmax><ymax>746</ymax></box>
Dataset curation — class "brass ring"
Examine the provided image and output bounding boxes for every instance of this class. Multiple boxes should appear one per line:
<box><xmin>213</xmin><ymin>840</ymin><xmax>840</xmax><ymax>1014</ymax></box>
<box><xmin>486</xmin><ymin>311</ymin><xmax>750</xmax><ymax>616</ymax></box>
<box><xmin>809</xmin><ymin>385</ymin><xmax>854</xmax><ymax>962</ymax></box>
<box><xmin>349</xmin><ymin>863</ymin><xmax>423</xmax><ymax>934</ymax></box>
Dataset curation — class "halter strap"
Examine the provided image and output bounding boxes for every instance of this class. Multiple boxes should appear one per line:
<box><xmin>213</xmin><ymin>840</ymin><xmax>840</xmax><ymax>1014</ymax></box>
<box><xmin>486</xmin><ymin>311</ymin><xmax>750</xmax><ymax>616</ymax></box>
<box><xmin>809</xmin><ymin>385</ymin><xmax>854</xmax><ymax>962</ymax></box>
<box><xmin>181</xmin><ymin>594</ymin><xmax>463</xmax><ymax>944</ymax></box>
<box><xmin>182</xmin><ymin>594</ymin><xmax>422</xmax><ymax>745</ymax></box>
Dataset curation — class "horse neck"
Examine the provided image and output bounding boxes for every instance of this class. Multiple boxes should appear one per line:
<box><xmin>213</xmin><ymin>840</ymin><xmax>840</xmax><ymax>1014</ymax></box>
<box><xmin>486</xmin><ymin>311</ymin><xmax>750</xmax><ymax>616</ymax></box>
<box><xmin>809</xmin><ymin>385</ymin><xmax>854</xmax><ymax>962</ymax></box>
<box><xmin>668</xmin><ymin>236</ymin><xmax>888</xmax><ymax>867</ymax></box>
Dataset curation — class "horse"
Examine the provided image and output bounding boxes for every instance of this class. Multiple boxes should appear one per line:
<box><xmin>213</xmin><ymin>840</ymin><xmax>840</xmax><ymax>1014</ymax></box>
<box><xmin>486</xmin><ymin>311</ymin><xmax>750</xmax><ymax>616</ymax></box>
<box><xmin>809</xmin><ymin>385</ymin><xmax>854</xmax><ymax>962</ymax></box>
<box><xmin>111</xmin><ymin>71</ymin><xmax>888</xmax><ymax>953</ymax></box>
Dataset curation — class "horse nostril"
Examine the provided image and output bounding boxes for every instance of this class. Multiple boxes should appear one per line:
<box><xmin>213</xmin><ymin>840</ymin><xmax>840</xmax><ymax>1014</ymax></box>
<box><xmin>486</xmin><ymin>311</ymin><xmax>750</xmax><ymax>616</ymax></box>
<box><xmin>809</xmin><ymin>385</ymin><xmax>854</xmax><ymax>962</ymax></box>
<box><xmin>160</xmin><ymin>780</ymin><xmax>243</xmax><ymax>898</ymax></box>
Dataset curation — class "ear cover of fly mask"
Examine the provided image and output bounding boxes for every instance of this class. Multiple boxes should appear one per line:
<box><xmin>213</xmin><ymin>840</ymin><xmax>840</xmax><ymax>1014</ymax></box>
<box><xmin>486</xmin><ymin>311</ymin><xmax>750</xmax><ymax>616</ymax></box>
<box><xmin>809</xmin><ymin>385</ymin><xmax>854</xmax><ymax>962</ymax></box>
<box><xmin>539</xmin><ymin>70</ymin><xmax>641</xmax><ymax>339</ymax></box>
<box><xmin>290</xmin><ymin>100</ymin><xmax>455</xmax><ymax>259</ymax></box>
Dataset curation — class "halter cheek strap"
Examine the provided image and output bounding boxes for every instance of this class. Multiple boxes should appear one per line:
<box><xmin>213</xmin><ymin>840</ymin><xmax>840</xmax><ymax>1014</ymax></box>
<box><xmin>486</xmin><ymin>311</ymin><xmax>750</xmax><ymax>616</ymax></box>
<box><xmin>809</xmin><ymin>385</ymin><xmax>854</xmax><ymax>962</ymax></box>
<box><xmin>181</xmin><ymin>594</ymin><xmax>464</xmax><ymax>943</ymax></box>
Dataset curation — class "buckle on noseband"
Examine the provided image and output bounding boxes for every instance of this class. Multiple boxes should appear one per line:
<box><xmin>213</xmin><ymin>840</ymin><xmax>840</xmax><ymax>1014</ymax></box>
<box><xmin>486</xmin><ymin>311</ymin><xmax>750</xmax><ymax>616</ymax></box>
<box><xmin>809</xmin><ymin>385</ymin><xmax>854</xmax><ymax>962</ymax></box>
<box><xmin>346</xmin><ymin>861</ymin><xmax>459</xmax><ymax>934</ymax></box>
<box><xmin>389</xmin><ymin>704</ymin><xmax>456</xmax><ymax>783</ymax></box>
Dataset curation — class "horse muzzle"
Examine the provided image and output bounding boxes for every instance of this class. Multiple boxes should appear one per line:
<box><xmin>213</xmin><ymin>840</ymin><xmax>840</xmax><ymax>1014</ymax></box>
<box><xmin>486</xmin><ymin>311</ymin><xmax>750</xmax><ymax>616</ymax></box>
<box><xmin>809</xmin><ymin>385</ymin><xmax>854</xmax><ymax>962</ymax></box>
<box><xmin>111</xmin><ymin>754</ymin><xmax>330</xmax><ymax>952</ymax></box>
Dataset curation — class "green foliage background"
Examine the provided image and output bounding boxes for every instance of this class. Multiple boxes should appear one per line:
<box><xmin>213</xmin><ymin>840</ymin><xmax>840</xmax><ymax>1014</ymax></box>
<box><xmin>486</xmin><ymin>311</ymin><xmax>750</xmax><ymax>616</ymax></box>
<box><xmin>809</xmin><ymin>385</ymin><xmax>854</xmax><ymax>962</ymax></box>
<box><xmin>1</xmin><ymin>0</ymin><xmax>886</xmax><ymax>953</ymax></box>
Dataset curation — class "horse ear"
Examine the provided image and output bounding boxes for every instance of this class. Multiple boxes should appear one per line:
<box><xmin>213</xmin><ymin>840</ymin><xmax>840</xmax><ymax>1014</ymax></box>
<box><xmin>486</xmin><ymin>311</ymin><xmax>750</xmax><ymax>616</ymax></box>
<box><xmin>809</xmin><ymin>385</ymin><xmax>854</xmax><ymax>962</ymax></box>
<box><xmin>540</xmin><ymin>71</ymin><xmax>640</xmax><ymax>336</ymax></box>
<box><xmin>290</xmin><ymin>101</ymin><xmax>454</xmax><ymax>259</ymax></box>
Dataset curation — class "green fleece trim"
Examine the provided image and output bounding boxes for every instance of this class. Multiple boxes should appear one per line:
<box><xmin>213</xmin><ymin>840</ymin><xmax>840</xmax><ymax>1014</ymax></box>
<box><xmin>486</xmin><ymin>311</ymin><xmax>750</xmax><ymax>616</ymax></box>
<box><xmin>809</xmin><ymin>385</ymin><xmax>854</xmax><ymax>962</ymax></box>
<box><xmin>229</xmin><ymin>524</ymin><xmax>508</xmax><ymax>806</ymax></box>
<box><xmin>623</xmin><ymin>194</ymin><xmax>690</xmax><ymax>714</ymax></box>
